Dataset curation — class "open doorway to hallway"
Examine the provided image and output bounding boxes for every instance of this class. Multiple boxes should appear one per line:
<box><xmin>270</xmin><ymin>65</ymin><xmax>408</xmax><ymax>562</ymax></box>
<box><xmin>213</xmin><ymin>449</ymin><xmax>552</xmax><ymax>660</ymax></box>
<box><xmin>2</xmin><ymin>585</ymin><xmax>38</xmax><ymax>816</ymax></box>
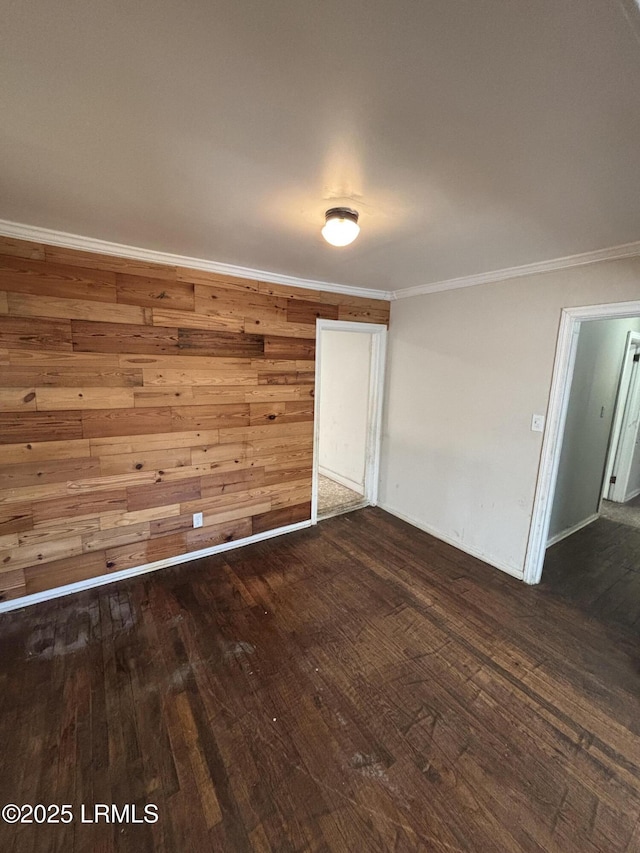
<box><xmin>524</xmin><ymin>300</ymin><xmax>640</xmax><ymax>584</ymax></box>
<box><xmin>546</xmin><ymin>316</ymin><xmax>640</xmax><ymax>549</ymax></box>
<box><xmin>599</xmin><ymin>330</ymin><xmax>640</xmax><ymax>530</ymax></box>
<box><xmin>532</xmin><ymin>311</ymin><xmax>640</xmax><ymax>639</ymax></box>
<box><xmin>539</xmin><ymin>314</ymin><xmax>640</xmax><ymax>599</ymax></box>
<box><xmin>312</xmin><ymin>321</ymin><xmax>387</xmax><ymax>522</ymax></box>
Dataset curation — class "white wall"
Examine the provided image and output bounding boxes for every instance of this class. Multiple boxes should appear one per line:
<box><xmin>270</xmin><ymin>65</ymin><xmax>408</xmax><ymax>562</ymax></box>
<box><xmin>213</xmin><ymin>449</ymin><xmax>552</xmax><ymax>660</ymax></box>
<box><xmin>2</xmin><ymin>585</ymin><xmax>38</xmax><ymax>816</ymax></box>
<box><xmin>548</xmin><ymin>317</ymin><xmax>640</xmax><ymax>542</ymax></box>
<box><xmin>379</xmin><ymin>256</ymin><xmax>640</xmax><ymax>578</ymax></box>
<box><xmin>318</xmin><ymin>330</ymin><xmax>371</xmax><ymax>493</ymax></box>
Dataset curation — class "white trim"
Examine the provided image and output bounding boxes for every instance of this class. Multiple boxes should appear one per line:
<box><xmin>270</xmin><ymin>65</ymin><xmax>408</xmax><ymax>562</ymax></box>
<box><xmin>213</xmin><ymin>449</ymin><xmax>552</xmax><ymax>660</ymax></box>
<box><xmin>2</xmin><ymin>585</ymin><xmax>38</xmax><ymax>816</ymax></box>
<box><xmin>378</xmin><ymin>501</ymin><xmax>524</xmax><ymax>580</ymax></box>
<box><xmin>522</xmin><ymin>311</ymin><xmax>580</xmax><ymax>584</ymax></box>
<box><xmin>392</xmin><ymin>240</ymin><xmax>640</xmax><ymax>300</ymax></box>
<box><xmin>316</xmin><ymin>499</ymin><xmax>368</xmax><ymax>522</ymax></box>
<box><xmin>546</xmin><ymin>513</ymin><xmax>599</xmax><ymax>548</ymax></box>
<box><xmin>365</xmin><ymin>324</ymin><xmax>387</xmax><ymax>508</ymax></box>
<box><xmin>5</xmin><ymin>218</ymin><xmax>638</xmax><ymax>305</ymax></box>
<box><xmin>0</xmin><ymin>219</ymin><xmax>393</xmax><ymax>302</ymax></box>
<box><xmin>0</xmin><ymin>519</ymin><xmax>311</xmax><ymax>614</ymax></box>
<box><xmin>523</xmin><ymin>299</ymin><xmax>640</xmax><ymax>585</ymax></box>
<box><xmin>318</xmin><ymin>466</ymin><xmax>364</xmax><ymax>495</ymax></box>
<box><xmin>312</xmin><ymin>320</ymin><xmax>387</xmax><ymax>524</ymax></box>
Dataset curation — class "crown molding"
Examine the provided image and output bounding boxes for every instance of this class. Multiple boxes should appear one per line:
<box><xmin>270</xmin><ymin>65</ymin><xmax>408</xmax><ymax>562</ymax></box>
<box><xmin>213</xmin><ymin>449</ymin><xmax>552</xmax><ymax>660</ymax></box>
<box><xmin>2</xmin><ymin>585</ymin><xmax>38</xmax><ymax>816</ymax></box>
<box><xmin>0</xmin><ymin>219</ymin><xmax>393</xmax><ymax>302</ymax></box>
<box><xmin>392</xmin><ymin>239</ymin><xmax>640</xmax><ymax>300</ymax></box>
<box><xmin>5</xmin><ymin>218</ymin><xmax>636</xmax><ymax>304</ymax></box>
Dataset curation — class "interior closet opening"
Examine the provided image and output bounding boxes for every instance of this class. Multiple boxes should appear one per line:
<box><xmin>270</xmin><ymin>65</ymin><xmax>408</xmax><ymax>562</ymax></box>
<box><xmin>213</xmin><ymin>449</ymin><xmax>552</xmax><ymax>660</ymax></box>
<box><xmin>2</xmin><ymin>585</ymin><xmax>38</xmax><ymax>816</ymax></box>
<box><xmin>312</xmin><ymin>321</ymin><xmax>387</xmax><ymax>522</ymax></box>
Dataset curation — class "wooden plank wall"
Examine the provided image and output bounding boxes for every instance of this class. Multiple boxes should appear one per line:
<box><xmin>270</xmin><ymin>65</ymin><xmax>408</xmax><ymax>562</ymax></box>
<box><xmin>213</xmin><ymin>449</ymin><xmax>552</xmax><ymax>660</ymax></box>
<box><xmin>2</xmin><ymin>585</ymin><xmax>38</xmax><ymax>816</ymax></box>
<box><xmin>0</xmin><ymin>236</ymin><xmax>390</xmax><ymax>602</ymax></box>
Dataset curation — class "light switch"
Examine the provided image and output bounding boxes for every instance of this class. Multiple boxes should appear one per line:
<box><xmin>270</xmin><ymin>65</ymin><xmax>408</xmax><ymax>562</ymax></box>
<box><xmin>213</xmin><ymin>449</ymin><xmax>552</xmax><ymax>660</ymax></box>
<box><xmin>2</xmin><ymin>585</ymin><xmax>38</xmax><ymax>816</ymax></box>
<box><xmin>531</xmin><ymin>414</ymin><xmax>545</xmax><ymax>432</ymax></box>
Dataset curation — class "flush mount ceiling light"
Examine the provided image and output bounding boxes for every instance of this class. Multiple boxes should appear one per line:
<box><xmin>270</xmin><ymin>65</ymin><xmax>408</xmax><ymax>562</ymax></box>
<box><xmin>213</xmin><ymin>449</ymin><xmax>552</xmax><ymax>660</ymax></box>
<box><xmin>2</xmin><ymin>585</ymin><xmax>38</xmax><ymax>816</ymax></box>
<box><xmin>321</xmin><ymin>207</ymin><xmax>360</xmax><ymax>247</ymax></box>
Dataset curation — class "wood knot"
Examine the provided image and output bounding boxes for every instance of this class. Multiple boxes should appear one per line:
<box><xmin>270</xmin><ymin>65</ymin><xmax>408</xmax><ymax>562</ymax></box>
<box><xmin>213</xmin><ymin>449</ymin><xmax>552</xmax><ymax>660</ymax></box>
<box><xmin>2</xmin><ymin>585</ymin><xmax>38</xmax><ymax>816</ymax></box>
<box><xmin>268</xmin><ymin>414</ymin><xmax>276</xmax><ymax>420</ymax></box>
<box><xmin>135</xmin><ymin>463</ymin><xmax>143</xmax><ymax>470</ymax></box>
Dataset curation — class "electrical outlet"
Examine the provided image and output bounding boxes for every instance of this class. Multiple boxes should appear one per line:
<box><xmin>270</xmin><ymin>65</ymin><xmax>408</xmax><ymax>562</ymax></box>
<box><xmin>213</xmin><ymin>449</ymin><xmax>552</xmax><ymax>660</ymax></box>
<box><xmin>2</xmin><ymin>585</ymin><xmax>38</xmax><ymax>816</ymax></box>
<box><xmin>192</xmin><ymin>512</ymin><xmax>203</xmax><ymax>528</ymax></box>
<box><xmin>531</xmin><ymin>414</ymin><xmax>545</xmax><ymax>433</ymax></box>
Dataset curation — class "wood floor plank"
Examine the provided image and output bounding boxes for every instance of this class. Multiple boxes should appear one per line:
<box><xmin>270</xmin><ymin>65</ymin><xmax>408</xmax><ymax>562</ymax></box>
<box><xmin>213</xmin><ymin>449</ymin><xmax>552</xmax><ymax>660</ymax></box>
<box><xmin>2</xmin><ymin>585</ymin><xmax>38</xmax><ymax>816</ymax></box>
<box><xmin>1</xmin><ymin>509</ymin><xmax>639</xmax><ymax>852</ymax></box>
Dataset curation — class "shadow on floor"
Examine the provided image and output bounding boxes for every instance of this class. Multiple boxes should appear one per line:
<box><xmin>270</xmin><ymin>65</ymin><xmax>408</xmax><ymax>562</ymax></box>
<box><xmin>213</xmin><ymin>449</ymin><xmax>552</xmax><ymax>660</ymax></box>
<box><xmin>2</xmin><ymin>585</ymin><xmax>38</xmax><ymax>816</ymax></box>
<box><xmin>541</xmin><ymin>514</ymin><xmax>640</xmax><ymax>677</ymax></box>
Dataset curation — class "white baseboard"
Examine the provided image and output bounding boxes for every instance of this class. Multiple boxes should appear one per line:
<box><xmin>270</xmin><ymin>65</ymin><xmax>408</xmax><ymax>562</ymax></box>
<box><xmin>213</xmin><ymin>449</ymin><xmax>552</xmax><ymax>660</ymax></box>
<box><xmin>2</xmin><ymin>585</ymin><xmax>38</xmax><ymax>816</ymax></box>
<box><xmin>546</xmin><ymin>513</ymin><xmax>599</xmax><ymax>548</ymax></box>
<box><xmin>624</xmin><ymin>486</ymin><xmax>640</xmax><ymax>503</ymax></box>
<box><xmin>0</xmin><ymin>519</ymin><xmax>311</xmax><ymax>614</ymax></box>
<box><xmin>318</xmin><ymin>466</ymin><xmax>364</xmax><ymax>495</ymax></box>
<box><xmin>377</xmin><ymin>501</ymin><xmax>524</xmax><ymax>580</ymax></box>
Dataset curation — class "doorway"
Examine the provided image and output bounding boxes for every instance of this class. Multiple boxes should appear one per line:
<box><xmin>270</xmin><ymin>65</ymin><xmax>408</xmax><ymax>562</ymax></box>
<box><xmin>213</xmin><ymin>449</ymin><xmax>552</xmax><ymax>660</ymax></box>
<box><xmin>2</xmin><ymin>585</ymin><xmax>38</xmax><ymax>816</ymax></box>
<box><xmin>524</xmin><ymin>300</ymin><xmax>640</xmax><ymax>584</ymax></box>
<box><xmin>312</xmin><ymin>321</ymin><xmax>387</xmax><ymax>523</ymax></box>
<box><xmin>602</xmin><ymin>332</ymin><xmax>640</xmax><ymax>505</ymax></box>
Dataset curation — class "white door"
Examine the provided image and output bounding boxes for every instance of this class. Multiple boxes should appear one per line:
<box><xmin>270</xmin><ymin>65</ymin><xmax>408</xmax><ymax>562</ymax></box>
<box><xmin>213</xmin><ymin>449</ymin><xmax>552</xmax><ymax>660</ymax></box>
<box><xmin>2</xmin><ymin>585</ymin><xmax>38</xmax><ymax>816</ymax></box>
<box><xmin>608</xmin><ymin>342</ymin><xmax>640</xmax><ymax>502</ymax></box>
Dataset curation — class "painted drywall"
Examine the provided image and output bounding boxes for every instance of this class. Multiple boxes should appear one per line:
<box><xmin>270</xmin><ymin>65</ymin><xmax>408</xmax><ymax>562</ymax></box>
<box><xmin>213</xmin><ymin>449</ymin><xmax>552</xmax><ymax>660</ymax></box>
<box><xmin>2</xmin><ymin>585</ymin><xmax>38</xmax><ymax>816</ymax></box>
<box><xmin>379</xmin><ymin>256</ymin><xmax>640</xmax><ymax>578</ymax></box>
<box><xmin>548</xmin><ymin>317</ymin><xmax>640</xmax><ymax>542</ymax></box>
<box><xmin>318</xmin><ymin>330</ymin><xmax>371</xmax><ymax>493</ymax></box>
<box><xmin>3</xmin><ymin>1</ymin><xmax>640</xmax><ymax>292</ymax></box>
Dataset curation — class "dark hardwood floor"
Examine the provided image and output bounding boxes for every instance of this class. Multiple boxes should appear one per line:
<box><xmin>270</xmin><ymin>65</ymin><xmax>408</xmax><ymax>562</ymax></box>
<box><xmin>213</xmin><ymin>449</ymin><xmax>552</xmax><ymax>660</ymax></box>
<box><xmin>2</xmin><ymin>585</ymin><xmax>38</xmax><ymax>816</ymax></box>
<box><xmin>543</xmin><ymin>514</ymin><xmax>640</xmax><ymax>634</ymax></box>
<box><xmin>1</xmin><ymin>507</ymin><xmax>640</xmax><ymax>852</ymax></box>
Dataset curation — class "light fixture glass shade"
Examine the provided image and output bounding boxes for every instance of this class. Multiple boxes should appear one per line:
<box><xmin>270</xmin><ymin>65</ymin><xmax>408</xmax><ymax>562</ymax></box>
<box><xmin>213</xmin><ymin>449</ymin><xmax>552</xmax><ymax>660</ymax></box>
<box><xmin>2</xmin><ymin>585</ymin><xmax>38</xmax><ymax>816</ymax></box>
<box><xmin>321</xmin><ymin>208</ymin><xmax>360</xmax><ymax>246</ymax></box>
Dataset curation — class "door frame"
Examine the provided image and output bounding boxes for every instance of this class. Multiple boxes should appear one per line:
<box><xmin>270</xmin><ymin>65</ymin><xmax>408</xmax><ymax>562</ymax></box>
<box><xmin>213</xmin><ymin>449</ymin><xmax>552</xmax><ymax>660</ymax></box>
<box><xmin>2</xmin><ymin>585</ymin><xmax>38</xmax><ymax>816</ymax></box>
<box><xmin>312</xmin><ymin>320</ymin><xmax>388</xmax><ymax>525</ymax></box>
<box><xmin>523</xmin><ymin>299</ymin><xmax>640</xmax><ymax>585</ymax></box>
<box><xmin>603</xmin><ymin>331</ymin><xmax>640</xmax><ymax>502</ymax></box>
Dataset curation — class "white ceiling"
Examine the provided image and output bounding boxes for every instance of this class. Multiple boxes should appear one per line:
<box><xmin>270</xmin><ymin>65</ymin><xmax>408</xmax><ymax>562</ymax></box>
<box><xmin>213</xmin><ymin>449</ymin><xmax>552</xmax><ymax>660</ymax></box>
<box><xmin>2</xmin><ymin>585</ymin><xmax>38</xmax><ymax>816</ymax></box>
<box><xmin>1</xmin><ymin>0</ymin><xmax>640</xmax><ymax>293</ymax></box>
